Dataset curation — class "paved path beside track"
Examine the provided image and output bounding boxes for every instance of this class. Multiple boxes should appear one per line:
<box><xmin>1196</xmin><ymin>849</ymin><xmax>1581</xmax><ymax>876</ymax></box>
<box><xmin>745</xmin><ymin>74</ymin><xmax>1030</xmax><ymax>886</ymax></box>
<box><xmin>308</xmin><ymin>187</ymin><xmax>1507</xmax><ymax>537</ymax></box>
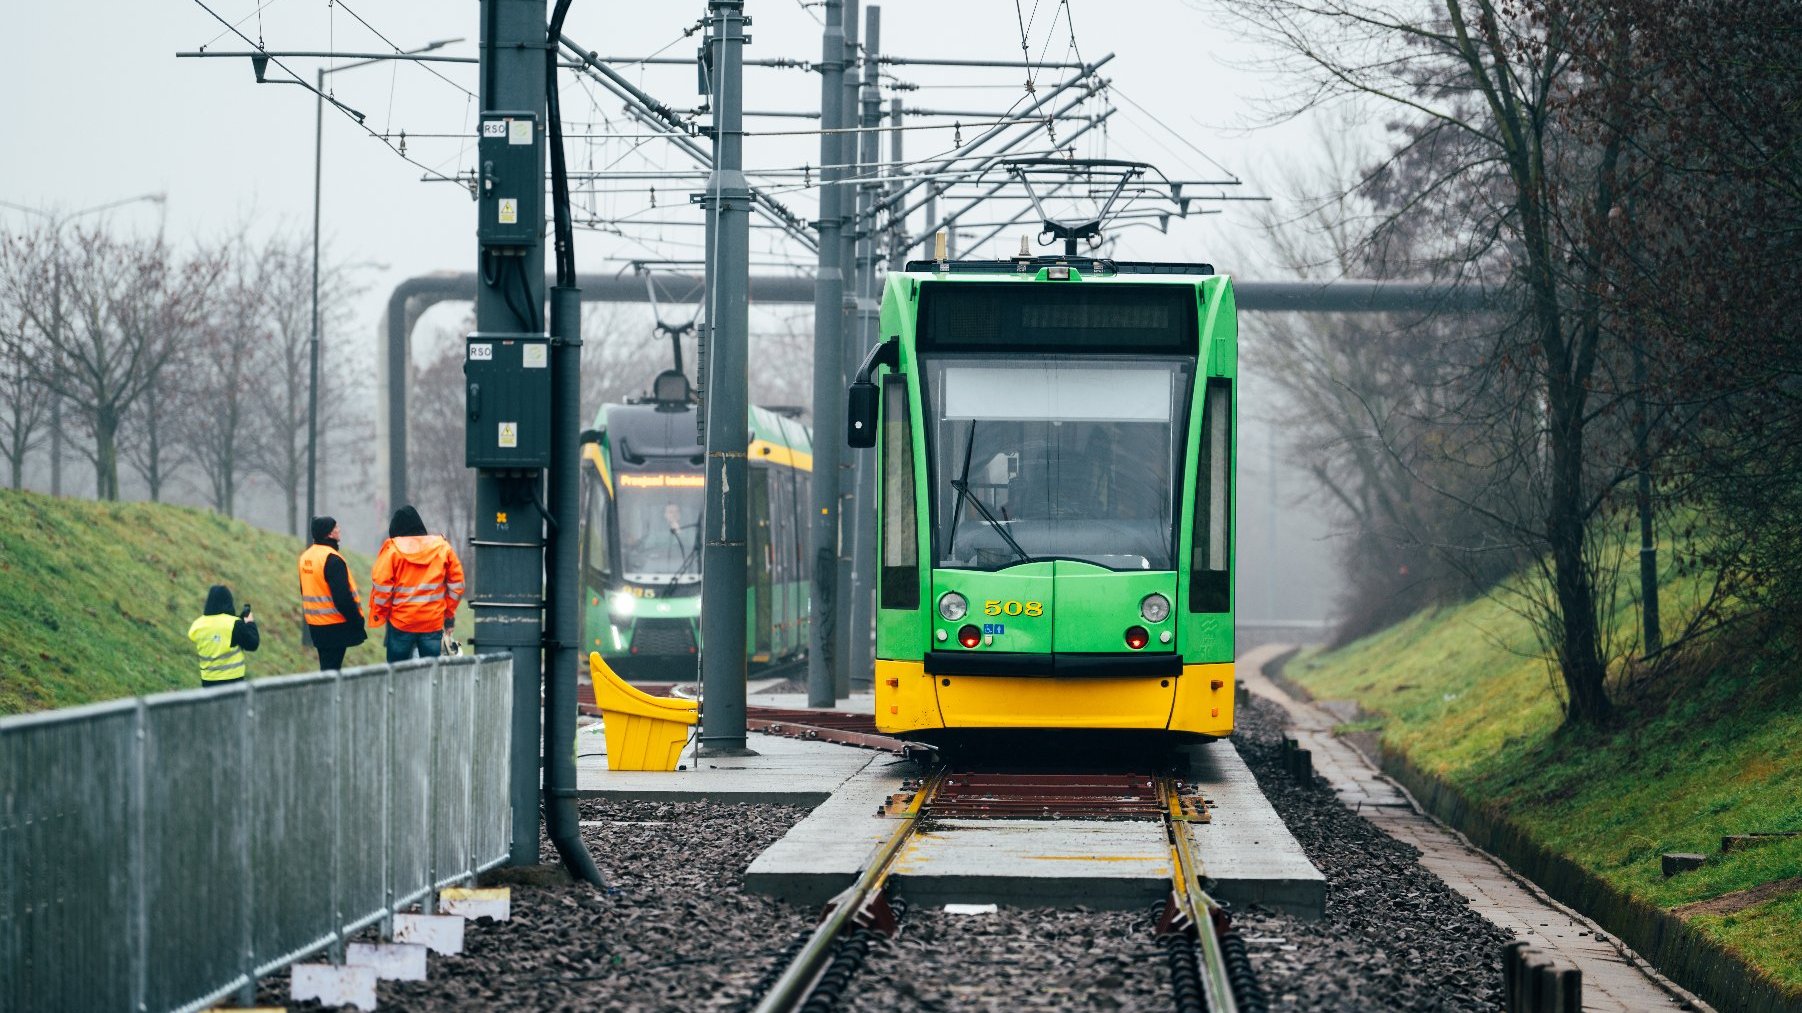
<box><xmin>1240</xmin><ymin>644</ymin><xmax>1709</xmax><ymax>1012</ymax></box>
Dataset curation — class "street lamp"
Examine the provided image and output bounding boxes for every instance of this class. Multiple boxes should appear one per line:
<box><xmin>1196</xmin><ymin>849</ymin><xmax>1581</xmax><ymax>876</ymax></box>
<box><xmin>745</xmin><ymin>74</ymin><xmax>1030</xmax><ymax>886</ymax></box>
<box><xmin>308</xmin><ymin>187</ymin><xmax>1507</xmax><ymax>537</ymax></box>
<box><xmin>256</xmin><ymin>39</ymin><xmax>460</xmax><ymax>531</ymax></box>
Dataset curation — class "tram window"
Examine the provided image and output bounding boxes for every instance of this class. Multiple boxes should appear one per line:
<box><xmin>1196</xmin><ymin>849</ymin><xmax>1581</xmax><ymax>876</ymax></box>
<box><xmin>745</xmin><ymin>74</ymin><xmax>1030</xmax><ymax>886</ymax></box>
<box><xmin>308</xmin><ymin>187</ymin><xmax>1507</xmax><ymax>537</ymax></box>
<box><xmin>583</xmin><ymin>476</ymin><xmax>612</xmax><ymax>581</ymax></box>
<box><xmin>881</xmin><ymin>375</ymin><xmax>920</xmax><ymax>608</ymax></box>
<box><xmin>1190</xmin><ymin>379</ymin><xmax>1232</xmax><ymax>612</ymax></box>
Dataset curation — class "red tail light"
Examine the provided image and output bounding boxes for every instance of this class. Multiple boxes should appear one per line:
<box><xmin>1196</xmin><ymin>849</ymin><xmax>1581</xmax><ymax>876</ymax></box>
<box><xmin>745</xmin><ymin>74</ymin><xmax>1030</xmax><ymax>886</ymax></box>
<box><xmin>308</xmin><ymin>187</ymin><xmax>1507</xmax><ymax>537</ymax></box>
<box><xmin>1124</xmin><ymin>626</ymin><xmax>1149</xmax><ymax>650</ymax></box>
<box><xmin>958</xmin><ymin>624</ymin><xmax>982</xmax><ymax>648</ymax></box>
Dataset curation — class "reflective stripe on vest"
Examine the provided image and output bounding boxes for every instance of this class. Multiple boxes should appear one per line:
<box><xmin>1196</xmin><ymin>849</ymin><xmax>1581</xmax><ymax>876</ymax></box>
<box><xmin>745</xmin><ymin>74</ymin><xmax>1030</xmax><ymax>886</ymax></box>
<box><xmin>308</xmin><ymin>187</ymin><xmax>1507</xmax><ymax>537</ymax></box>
<box><xmin>298</xmin><ymin>544</ymin><xmax>360</xmax><ymax>625</ymax></box>
<box><xmin>188</xmin><ymin>613</ymin><xmax>245</xmax><ymax>682</ymax></box>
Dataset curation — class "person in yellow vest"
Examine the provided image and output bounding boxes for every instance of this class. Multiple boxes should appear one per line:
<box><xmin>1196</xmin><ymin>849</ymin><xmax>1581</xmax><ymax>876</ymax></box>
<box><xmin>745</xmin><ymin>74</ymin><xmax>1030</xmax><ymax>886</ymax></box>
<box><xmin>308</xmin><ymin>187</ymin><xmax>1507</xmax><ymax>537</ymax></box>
<box><xmin>298</xmin><ymin>515</ymin><xmax>367</xmax><ymax>671</ymax></box>
<box><xmin>188</xmin><ymin>584</ymin><xmax>259</xmax><ymax>687</ymax></box>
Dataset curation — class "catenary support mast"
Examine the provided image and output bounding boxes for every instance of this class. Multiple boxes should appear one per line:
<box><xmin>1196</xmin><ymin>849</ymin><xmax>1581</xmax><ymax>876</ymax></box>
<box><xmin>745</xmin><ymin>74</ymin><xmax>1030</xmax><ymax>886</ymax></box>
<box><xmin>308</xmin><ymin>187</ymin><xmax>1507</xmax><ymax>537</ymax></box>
<box><xmin>697</xmin><ymin>0</ymin><xmax>754</xmax><ymax>754</ymax></box>
<box><xmin>807</xmin><ymin>0</ymin><xmax>848</xmax><ymax>708</ymax></box>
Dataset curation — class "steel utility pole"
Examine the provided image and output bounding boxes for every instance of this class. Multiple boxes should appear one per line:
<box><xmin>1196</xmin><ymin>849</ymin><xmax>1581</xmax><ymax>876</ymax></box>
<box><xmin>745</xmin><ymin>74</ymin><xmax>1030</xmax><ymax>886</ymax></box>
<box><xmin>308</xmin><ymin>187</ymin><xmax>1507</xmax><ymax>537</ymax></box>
<box><xmin>473</xmin><ymin>0</ymin><xmax>549</xmax><ymax>866</ymax></box>
<box><xmin>807</xmin><ymin>0</ymin><xmax>848</xmax><ymax>709</ymax></box>
<box><xmin>846</xmin><ymin>5</ymin><xmax>883</xmax><ymax>692</ymax></box>
<box><xmin>697</xmin><ymin>0</ymin><xmax>755</xmax><ymax>755</ymax></box>
<box><xmin>833</xmin><ymin>0</ymin><xmax>861</xmax><ymax>699</ymax></box>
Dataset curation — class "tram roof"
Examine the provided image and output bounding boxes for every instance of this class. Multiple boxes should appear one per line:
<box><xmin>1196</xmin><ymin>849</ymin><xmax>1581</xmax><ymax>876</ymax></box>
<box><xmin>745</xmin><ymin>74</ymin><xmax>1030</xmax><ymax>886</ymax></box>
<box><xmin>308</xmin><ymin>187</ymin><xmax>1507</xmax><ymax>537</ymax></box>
<box><xmin>899</xmin><ymin>257</ymin><xmax>1217</xmax><ymax>281</ymax></box>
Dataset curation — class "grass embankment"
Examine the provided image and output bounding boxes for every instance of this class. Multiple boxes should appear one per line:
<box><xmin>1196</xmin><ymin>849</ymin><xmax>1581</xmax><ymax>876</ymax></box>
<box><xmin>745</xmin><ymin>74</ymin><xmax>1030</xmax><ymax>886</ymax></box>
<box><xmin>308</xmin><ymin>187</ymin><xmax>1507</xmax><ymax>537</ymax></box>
<box><xmin>0</xmin><ymin>488</ymin><xmax>375</xmax><ymax>715</ymax></box>
<box><xmin>1287</xmin><ymin>584</ymin><xmax>1802</xmax><ymax>997</ymax></box>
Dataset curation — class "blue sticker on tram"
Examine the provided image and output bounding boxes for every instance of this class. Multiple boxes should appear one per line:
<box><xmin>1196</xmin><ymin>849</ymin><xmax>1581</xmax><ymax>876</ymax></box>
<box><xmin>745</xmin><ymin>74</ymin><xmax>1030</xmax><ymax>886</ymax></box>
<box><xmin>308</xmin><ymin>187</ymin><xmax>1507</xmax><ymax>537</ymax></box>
<box><xmin>982</xmin><ymin>623</ymin><xmax>1006</xmax><ymax>636</ymax></box>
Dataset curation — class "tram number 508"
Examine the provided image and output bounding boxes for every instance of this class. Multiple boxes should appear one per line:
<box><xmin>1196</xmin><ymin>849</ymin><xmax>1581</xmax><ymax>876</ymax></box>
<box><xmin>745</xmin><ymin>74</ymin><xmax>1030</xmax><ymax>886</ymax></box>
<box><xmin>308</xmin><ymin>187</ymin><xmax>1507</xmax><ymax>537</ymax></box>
<box><xmin>984</xmin><ymin>600</ymin><xmax>1043</xmax><ymax>617</ymax></box>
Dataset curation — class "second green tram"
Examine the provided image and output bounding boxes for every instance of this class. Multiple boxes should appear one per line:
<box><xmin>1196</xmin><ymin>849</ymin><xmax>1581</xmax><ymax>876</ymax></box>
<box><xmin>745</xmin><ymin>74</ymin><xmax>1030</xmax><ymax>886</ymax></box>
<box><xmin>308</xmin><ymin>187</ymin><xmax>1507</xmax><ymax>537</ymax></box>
<box><xmin>846</xmin><ymin>258</ymin><xmax>1236</xmax><ymax>742</ymax></box>
<box><xmin>580</xmin><ymin>371</ymin><xmax>814</xmax><ymax>680</ymax></box>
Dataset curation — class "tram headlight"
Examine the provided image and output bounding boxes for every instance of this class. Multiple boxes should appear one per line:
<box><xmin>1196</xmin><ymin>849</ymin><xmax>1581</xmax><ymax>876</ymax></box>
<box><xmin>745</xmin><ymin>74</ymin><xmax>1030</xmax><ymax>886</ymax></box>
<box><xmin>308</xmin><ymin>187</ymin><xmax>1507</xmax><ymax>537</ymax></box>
<box><xmin>1139</xmin><ymin>593</ymin><xmax>1171</xmax><ymax>624</ymax></box>
<box><xmin>609</xmin><ymin>592</ymin><xmax>636</xmax><ymax>617</ymax></box>
<box><xmin>938</xmin><ymin>591</ymin><xmax>968</xmax><ymax>622</ymax></box>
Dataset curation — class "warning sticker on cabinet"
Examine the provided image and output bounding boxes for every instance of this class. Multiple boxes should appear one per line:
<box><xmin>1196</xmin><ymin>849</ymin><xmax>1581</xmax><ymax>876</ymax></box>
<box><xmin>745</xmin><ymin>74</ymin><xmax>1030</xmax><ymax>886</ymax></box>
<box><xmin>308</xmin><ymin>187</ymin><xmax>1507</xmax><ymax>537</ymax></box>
<box><xmin>509</xmin><ymin>119</ymin><xmax>533</xmax><ymax>145</ymax></box>
<box><xmin>498</xmin><ymin>198</ymin><xmax>518</xmax><ymax>225</ymax></box>
<box><xmin>522</xmin><ymin>344</ymin><xmax>548</xmax><ymax>368</ymax></box>
<box><xmin>498</xmin><ymin>422</ymin><xmax>518</xmax><ymax>449</ymax></box>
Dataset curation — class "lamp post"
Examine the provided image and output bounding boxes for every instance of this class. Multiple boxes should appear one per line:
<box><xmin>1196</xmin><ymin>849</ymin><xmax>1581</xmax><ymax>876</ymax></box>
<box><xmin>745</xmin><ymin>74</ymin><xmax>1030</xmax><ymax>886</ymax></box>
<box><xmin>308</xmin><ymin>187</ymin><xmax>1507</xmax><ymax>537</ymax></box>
<box><xmin>296</xmin><ymin>39</ymin><xmax>459</xmax><ymax>530</ymax></box>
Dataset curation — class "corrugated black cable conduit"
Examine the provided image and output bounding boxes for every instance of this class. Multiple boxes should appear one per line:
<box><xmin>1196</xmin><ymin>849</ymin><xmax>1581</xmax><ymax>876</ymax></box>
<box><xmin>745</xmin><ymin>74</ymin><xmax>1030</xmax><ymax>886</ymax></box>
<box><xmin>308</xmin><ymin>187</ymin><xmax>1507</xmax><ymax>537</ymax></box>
<box><xmin>801</xmin><ymin>894</ymin><xmax>908</xmax><ymax>1012</ymax></box>
<box><xmin>1151</xmin><ymin>903</ymin><xmax>1207</xmax><ymax>1013</ymax></box>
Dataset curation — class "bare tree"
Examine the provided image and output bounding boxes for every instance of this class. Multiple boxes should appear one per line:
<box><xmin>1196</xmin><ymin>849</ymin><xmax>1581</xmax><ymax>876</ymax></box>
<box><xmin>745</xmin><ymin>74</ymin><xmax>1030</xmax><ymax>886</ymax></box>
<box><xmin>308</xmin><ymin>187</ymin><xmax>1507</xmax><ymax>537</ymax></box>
<box><xmin>0</xmin><ymin>233</ymin><xmax>54</xmax><ymax>488</ymax></box>
<box><xmin>244</xmin><ymin>235</ymin><xmax>363</xmax><ymax>535</ymax></box>
<box><xmin>14</xmin><ymin>226</ymin><xmax>219</xmax><ymax>501</ymax></box>
<box><xmin>182</xmin><ymin>237</ymin><xmax>264</xmax><ymax>517</ymax></box>
<box><xmin>1218</xmin><ymin>0</ymin><xmax>1665</xmax><ymax>724</ymax></box>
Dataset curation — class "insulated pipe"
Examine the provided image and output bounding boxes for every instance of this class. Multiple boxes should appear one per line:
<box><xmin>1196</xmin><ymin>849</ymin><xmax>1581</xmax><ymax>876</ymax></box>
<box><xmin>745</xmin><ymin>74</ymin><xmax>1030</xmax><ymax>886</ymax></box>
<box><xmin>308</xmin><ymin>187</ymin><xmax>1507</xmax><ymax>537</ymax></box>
<box><xmin>542</xmin><ymin>0</ymin><xmax>606</xmax><ymax>888</ymax></box>
<box><xmin>544</xmin><ymin>283</ymin><xmax>604</xmax><ymax>886</ymax></box>
<box><xmin>380</xmin><ymin>272</ymin><xmax>815</xmax><ymax>514</ymax></box>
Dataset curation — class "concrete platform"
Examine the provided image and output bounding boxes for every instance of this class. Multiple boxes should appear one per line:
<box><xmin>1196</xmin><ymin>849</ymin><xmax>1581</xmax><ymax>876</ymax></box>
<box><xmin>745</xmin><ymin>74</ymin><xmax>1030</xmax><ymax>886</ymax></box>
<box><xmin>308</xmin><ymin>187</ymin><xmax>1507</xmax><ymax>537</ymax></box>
<box><xmin>745</xmin><ymin>738</ymin><xmax>1325</xmax><ymax>918</ymax></box>
<box><xmin>575</xmin><ymin>720</ymin><xmax>884</xmax><ymax>804</ymax></box>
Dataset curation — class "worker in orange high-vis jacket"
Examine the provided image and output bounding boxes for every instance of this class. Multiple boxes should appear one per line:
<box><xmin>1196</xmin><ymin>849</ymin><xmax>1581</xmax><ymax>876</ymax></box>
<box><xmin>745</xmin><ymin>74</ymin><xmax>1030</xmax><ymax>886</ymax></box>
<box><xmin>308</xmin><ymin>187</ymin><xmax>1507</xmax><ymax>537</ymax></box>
<box><xmin>299</xmin><ymin>516</ymin><xmax>367</xmax><ymax>671</ymax></box>
<box><xmin>369</xmin><ymin>505</ymin><xmax>466</xmax><ymax>663</ymax></box>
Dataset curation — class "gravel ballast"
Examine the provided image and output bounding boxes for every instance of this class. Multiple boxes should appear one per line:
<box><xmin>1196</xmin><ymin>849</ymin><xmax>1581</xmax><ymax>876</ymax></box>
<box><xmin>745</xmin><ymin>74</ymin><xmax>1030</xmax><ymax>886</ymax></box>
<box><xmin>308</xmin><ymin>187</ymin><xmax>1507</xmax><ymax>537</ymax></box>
<box><xmin>1229</xmin><ymin>695</ymin><xmax>1513</xmax><ymax>1010</ymax></box>
<box><xmin>284</xmin><ymin>696</ymin><xmax>1512</xmax><ymax>1011</ymax></box>
<box><xmin>349</xmin><ymin>800</ymin><xmax>813</xmax><ymax>1011</ymax></box>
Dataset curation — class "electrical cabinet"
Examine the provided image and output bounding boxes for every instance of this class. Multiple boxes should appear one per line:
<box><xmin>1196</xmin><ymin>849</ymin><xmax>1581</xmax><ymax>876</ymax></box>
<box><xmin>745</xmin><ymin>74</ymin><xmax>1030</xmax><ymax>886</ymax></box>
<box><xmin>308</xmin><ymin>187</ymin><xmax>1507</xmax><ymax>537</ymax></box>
<box><xmin>477</xmin><ymin>111</ymin><xmax>540</xmax><ymax>248</ymax></box>
<box><xmin>464</xmin><ymin>332</ymin><xmax>551</xmax><ymax>468</ymax></box>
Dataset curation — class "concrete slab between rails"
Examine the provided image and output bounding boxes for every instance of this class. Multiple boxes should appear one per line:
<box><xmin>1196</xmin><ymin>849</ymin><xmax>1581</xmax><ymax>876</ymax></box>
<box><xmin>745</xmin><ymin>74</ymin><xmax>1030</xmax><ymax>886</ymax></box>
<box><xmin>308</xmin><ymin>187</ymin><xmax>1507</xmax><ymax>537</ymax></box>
<box><xmin>1179</xmin><ymin>739</ymin><xmax>1328</xmax><ymax>919</ymax></box>
<box><xmin>576</xmin><ymin>724</ymin><xmax>884</xmax><ymax>805</ymax></box>
<box><xmin>743</xmin><ymin>738</ymin><xmax>1323</xmax><ymax>918</ymax></box>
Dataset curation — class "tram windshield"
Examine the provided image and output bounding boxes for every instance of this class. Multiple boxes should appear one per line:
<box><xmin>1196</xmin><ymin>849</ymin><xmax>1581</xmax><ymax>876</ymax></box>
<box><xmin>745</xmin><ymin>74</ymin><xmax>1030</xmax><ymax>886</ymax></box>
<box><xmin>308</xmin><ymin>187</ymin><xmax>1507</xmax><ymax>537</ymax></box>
<box><xmin>615</xmin><ymin>474</ymin><xmax>705</xmax><ymax>582</ymax></box>
<box><xmin>923</xmin><ymin>356</ymin><xmax>1191</xmax><ymax>571</ymax></box>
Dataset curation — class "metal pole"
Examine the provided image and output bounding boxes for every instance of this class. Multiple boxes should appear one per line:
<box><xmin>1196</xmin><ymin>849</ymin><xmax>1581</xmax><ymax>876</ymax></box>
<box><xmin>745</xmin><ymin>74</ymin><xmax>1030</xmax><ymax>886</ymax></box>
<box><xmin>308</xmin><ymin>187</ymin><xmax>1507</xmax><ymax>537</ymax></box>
<box><xmin>833</xmin><ymin>0</ymin><xmax>861</xmax><ymax>699</ymax></box>
<box><xmin>474</xmin><ymin>0</ymin><xmax>549</xmax><ymax>866</ymax></box>
<box><xmin>698</xmin><ymin>0</ymin><xmax>754</xmax><ymax>755</ymax></box>
<box><xmin>1633</xmin><ymin>339</ymin><xmax>1661</xmax><ymax>654</ymax></box>
<box><xmin>308</xmin><ymin>67</ymin><xmax>324</xmax><ymax>532</ymax></box>
<box><xmin>888</xmin><ymin>96</ymin><xmax>905</xmax><ymax>271</ymax></box>
<box><xmin>807</xmin><ymin>0</ymin><xmax>847</xmax><ymax>709</ymax></box>
<box><xmin>846</xmin><ymin>5</ymin><xmax>882</xmax><ymax>693</ymax></box>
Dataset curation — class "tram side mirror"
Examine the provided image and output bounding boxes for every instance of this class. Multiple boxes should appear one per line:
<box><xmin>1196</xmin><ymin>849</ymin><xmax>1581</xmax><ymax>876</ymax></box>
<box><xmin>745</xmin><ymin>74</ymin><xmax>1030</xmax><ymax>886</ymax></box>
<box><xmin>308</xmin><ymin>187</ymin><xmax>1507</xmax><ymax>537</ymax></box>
<box><xmin>847</xmin><ymin>380</ymin><xmax>879</xmax><ymax>448</ymax></box>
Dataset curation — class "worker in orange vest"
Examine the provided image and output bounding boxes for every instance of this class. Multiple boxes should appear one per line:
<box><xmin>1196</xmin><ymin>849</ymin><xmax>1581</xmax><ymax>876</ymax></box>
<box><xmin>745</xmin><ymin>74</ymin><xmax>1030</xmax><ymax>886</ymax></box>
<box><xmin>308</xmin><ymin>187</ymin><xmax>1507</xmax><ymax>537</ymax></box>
<box><xmin>298</xmin><ymin>516</ymin><xmax>367</xmax><ymax>671</ymax></box>
<box><xmin>370</xmin><ymin>505</ymin><xmax>466</xmax><ymax>663</ymax></box>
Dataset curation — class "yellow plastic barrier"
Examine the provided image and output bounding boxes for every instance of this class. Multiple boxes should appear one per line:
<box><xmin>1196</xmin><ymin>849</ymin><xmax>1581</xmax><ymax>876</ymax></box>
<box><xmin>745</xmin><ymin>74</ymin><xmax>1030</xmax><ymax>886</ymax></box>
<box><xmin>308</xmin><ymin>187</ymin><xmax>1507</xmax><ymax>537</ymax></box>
<box><xmin>590</xmin><ymin>653</ymin><xmax>699</xmax><ymax>771</ymax></box>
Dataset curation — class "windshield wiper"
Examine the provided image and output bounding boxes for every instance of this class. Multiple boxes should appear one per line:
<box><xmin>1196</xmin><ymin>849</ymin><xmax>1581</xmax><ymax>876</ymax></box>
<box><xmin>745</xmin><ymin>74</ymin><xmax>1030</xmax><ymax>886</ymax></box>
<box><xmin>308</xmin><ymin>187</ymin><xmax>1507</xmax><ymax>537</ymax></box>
<box><xmin>950</xmin><ymin>478</ymin><xmax>1033</xmax><ymax>565</ymax></box>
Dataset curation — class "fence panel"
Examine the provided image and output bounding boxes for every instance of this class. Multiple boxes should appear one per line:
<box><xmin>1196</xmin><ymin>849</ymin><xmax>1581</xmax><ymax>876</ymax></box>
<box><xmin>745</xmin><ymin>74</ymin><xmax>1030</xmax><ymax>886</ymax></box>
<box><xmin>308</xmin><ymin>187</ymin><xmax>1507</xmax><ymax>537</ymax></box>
<box><xmin>337</xmin><ymin>665</ymin><xmax>391</xmax><ymax>932</ymax></box>
<box><xmin>142</xmin><ymin>689</ymin><xmax>250</xmax><ymax>1012</ymax></box>
<box><xmin>0</xmin><ymin>653</ymin><xmax>513</xmax><ymax>1012</ymax></box>
<box><xmin>431</xmin><ymin>660</ymin><xmax>474</xmax><ymax>885</ymax></box>
<box><xmin>386</xmin><ymin>660</ymin><xmax>437</xmax><ymax>911</ymax></box>
<box><xmin>251</xmin><ymin>675</ymin><xmax>339</xmax><ymax>971</ymax></box>
<box><xmin>470</xmin><ymin>657</ymin><xmax>512</xmax><ymax>868</ymax></box>
<box><xmin>0</xmin><ymin>702</ymin><xmax>139</xmax><ymax>1011</ymax></box>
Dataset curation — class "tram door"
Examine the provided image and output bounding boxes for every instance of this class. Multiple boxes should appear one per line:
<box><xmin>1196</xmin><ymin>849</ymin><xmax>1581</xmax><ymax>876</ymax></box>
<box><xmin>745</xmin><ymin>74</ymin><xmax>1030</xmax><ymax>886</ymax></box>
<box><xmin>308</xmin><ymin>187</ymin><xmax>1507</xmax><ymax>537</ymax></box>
<box><xmin>749</xmin><ymin>468</ymin><xmax>773</xmax><ymax>661</ymax></box>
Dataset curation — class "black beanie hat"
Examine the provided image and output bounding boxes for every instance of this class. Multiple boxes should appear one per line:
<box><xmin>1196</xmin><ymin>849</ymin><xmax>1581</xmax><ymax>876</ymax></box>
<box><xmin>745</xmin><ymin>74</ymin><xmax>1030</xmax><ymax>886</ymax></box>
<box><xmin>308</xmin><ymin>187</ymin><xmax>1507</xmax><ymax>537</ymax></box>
<box><xmin>310</xmin><ymin>516</ymin><xmax>338</xmax><ymax>544</ymax></box>
<box><xmin>389</xmin><ymin>505</ymin><xmax>428</xmax><ymax>538</ymax></box>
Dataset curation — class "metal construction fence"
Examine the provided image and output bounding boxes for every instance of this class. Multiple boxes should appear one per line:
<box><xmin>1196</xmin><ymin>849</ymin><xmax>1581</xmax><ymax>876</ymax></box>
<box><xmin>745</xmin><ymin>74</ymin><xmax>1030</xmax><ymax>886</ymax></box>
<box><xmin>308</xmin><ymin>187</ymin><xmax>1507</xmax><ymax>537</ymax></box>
<box><xmin>0</xmin><ymin>654</ymin><xmax>513</xmax><ymax>1012</ymax></box>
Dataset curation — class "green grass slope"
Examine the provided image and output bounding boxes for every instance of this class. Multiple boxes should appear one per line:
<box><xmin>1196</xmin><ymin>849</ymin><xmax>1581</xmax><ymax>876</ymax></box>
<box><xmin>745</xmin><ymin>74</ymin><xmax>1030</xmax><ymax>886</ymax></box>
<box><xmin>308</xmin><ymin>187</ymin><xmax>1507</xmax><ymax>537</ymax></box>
<box><xmin>1287</xmin><ymin>586</ymin><xmax>1802</xmax><ymax>997</ymax></box>
<box><xmin>0</xmin><ymin>488</ymin><xmax>376</xmax><ymax>715</ymax></box>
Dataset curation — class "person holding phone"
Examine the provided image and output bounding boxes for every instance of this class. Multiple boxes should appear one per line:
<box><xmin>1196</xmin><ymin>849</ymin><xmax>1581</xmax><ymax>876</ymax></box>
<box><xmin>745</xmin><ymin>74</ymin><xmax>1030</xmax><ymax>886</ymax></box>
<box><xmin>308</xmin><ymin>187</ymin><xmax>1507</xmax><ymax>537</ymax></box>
<box><xmin>188</xmin><ymin>584</ymin><xmax>260</xmax><ymax>687</ymax></box>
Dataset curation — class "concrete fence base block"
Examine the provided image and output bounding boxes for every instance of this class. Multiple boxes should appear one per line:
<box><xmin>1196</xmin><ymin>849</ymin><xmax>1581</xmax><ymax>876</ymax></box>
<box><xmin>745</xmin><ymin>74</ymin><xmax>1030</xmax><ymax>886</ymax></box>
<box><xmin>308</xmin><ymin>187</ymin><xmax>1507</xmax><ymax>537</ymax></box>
<box><xmin>291</xmin><ymin>962</ymin><xmax>379</xmax><ymax>1011</ymax></box>
<box><xmin>439</xmin><ymin>886</ymin><xmax>512</xmax><ymax>921</ymax></box>
<box><xmin>346</xmin><ymin>941</ymin><xmax>430</xmax><ymax>981</ymax></box>
<box><xmin>395</xmin><ymin>912</ymin><xmax>467</xmax><ymax>954</ymax></box>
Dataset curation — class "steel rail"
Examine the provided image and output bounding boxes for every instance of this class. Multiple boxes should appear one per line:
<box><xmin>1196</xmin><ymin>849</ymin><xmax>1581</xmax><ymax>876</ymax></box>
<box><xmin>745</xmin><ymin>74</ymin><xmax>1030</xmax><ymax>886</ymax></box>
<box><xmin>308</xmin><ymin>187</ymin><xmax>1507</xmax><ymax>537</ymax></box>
<box><xmin>751</xmin><ymin>771</ymin><xmax>941</xmax><ymax>1013</ymax></box>
<box><xmin>1160</xmin><ymin>775</ymin><xmax>1240</xmax><ymax>1013</ymax></box>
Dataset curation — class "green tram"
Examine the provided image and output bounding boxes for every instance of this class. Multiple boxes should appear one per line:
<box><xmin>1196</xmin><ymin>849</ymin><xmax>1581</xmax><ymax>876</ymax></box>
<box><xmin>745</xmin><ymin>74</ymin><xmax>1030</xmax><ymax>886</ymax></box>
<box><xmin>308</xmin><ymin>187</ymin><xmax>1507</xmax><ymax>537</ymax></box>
<box><xmin>846</xmin><ymin>257</ymin><xmax>1236</xmax><ymax>742</ymax></box>
<box><xmin>580</xmin><ymin>370</ymin><xmax>813</xmax><ymax>680</ymax></box>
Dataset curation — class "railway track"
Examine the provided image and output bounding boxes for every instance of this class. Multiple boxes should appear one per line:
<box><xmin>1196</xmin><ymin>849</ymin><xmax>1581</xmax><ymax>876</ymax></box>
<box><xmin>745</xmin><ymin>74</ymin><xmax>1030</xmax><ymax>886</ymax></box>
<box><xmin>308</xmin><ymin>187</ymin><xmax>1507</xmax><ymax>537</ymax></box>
<box><xmin>747</xmin><ymin>769</ymin><xmax>1269</xmax><ymax>1013</ymax></box>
